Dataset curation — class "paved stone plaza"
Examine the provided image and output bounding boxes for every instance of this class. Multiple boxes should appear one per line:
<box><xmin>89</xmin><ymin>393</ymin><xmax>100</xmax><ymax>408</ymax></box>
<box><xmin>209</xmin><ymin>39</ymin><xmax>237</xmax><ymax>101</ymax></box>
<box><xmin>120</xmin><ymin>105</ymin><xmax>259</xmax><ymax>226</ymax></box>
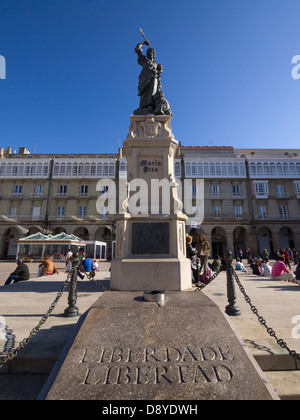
<box><xmin>0</xmin><ymin>259</ymin><xmax>300</xmax><ymax>399</ymax></box>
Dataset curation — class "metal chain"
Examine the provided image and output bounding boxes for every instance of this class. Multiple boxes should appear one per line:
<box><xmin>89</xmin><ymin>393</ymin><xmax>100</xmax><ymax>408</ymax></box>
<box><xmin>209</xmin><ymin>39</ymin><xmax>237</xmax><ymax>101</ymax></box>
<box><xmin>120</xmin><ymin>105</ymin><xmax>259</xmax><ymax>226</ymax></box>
<box><xmin>0</xmin><ymin>270</ymin><xmax>72</xmax><ymax>370</ymax></box>
<box><xmin>86</xmin><ymin>272</ymin><xmax>110</xmax><ymax>292</ymax></box>
<box><xmin>232</xmin><ymin>267</ymin><xmax>300</xmax><ymax>361</ymax></box>
<box><xmin>194</xmin><ymin>266</ymin><xmax>224</xmax><ymax>291</ymax></box>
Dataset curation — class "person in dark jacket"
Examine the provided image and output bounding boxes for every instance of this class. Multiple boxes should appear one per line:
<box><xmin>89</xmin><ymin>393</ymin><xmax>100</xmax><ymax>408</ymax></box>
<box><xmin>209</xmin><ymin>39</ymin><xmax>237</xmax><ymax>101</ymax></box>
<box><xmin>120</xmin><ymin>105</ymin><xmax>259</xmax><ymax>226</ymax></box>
<box><xmin>4</xmin><ymin>259</ymin><xmax>30</xmax><ymax>285</ymax></box>
<box><xmin>186</xmin><ymin>235</ymin><xmax>198</xmax><ymax>284</ymax></box>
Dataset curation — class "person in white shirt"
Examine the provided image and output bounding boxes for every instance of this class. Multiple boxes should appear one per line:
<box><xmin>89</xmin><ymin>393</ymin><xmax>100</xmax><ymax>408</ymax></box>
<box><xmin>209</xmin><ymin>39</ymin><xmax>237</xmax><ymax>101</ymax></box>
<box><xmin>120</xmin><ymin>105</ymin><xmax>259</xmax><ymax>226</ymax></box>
<box><xmin>261</xmin><ymin>260</ymin><xmax>272</xmax><ymax>277</ymax></box>
<box><xmin>235</xmin><ymin>258</ymin><xmax>248</xmax><ymax>273</ymax></box>
<box><xmin>65</xmin><ymin>249</ymin><xmax>73</xmax><ymax>272</ymax></box>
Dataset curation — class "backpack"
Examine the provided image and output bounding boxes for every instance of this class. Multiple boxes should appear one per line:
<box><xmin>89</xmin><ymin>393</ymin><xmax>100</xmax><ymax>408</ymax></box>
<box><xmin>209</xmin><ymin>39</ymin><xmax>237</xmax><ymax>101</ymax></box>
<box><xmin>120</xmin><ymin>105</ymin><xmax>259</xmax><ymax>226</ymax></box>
<box><xmin>199</xmin><ymin>267</ymin><xmax>212</xmax><ymax>284</ymax></box>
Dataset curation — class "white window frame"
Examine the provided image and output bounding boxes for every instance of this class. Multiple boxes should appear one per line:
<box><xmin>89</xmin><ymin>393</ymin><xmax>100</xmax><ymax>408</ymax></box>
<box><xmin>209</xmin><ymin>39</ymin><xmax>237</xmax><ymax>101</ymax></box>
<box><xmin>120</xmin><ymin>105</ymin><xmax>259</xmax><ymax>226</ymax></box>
<box><xmin>253</xmin><ymin>181</ymin><xmax>269</xmax><ymax>198</ymax></box>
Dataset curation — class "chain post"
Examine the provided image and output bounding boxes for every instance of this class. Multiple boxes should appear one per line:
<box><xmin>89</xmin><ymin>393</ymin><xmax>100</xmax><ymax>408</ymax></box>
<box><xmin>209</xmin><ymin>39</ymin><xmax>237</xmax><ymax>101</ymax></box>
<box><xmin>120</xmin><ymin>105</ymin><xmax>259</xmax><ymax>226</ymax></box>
<box><xmin>225</xmin><ymin>250</ymin><xmax>241</xmax><ymax>316</ymax></box>
<box><xmin>64</xmin><ymin>252</ymin><xmax>80</xmax><ymax>318</ymax></box>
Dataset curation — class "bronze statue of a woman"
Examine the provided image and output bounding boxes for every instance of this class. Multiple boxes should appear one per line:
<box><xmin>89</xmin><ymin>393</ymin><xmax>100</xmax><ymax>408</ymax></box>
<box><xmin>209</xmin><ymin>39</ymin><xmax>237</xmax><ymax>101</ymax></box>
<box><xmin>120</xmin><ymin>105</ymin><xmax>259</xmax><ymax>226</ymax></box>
<box><xmin>133</xmin><ymin>30</ymin><xmax>172</xmax><ymax>117</ymax></box>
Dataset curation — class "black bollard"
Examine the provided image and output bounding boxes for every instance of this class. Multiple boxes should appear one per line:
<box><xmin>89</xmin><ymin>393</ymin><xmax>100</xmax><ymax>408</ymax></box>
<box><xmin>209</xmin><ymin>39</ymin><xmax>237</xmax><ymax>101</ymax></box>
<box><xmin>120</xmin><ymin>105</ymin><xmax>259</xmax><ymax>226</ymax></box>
<box><xmin>64</xmin><ymin>252</ymin><xmax>80</xmax><ymax>318</ymax></box>
<box><xmin>225</xmin><ymin>250</ymin><xmax>241</xmax><ymax>316</ymax></box>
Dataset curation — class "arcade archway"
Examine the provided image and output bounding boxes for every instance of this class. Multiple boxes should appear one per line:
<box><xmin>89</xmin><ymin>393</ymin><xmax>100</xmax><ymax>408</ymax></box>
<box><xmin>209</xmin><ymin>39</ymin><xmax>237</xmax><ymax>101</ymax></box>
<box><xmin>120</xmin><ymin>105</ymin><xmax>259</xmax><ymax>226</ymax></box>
<box><xmin>233</xmin><ymin>227</ymin><xmax>248</xmax><ymax>258</ymax></box>
<box><xmin>279</xmin><ymin>226</ymin><xmax>294</xmax><ymax>250</ymax></box>
<box><xmin>257</xmin><ymin>227</ymin><xmax>274</xmax><ymax>257</ymax></box>
<box><xmin>211</xmin><ymin>227</ymin><xmax>227</xmax><ymax>257</ymax></box>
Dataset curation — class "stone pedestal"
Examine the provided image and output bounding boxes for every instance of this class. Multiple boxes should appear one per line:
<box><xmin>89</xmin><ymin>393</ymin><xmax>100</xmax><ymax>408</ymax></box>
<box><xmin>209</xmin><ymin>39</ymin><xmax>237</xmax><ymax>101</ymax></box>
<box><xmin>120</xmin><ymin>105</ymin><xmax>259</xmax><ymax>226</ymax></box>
<box><xmin>110</xmin><ymin>114</ymin><xmax>191</xmax><ymax>291</ymax></box>
<box><xmin>44</xmin><ymin>292</ymin><xmax>279</xmax><ymax>400</ymax></box>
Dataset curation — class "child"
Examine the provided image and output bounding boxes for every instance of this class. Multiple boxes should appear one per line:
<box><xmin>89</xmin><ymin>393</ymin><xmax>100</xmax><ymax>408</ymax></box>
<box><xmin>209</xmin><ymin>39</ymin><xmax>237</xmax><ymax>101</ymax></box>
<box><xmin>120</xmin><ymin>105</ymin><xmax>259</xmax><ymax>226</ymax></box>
<box><xmin>93</xmin><ymin>260</ymin><xmax>99</xmax><ymax>272</ymax></box>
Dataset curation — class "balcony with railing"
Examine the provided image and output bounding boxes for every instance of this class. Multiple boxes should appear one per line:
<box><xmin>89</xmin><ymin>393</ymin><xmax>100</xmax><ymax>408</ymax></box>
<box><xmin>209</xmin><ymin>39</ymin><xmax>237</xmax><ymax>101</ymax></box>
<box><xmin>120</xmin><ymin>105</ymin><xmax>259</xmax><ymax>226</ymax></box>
<box><xmin>276</xmin><ymin>192</ymin><xmax>290</xmax><ymax>199</ymax></box>
<box><xmin>76</xmin><ymin>193</ymin><xmax>90</xmax><ymax>199</ymax></box>
<box><xmin>211</xmin><ymin>192</ymin><xmax>223</xmax><ymax>199</ymax></box>
<box><xmin>30</xmin><ymin>192</ymin><xmax>44</xmax><ymax>199</ymax></box>
<box><xmin>54</xmin><ymin>193</ymin><xmax>68</xmax><ymax>199</ymax></box>
<box><xmin>9</xmin><ymin>193</ymin><xmax>23</xmax><ymax>199</ymax></box>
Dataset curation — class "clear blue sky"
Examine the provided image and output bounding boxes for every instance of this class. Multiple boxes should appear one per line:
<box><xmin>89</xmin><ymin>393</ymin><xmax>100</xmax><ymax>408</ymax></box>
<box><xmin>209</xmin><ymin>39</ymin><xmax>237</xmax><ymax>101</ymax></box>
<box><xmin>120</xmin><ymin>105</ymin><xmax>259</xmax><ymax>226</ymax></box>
<box><xmin>0</xmin><ymin>0</ymin><xmax>300</xmax><ymax>154</ymax></box>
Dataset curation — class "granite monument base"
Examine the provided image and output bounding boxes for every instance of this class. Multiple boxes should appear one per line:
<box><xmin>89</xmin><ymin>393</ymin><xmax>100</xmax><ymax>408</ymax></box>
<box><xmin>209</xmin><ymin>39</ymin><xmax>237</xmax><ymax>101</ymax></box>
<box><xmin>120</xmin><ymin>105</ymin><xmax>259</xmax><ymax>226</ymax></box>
<box><xmin>111</xmin><ymin>214</ymin><xmax>191</xmax><ymax>291</ymax></box>
<box><xmin>44</xmin><ymin>291</ymin><xmax>279</xmax><ymax>400</ymax></box>
<box><xmin>110</xmin><ymin>258</ymin><xmax>191</xmax><ymax>291</ymax></box>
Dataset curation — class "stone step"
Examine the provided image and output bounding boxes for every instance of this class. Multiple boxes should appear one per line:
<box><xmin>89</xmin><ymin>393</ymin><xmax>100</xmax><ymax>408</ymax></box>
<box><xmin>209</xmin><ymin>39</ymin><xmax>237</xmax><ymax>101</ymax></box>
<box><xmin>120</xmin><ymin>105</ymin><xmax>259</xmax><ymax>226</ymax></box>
<box><xmin>0</xmin><ymin>374</ymin><xmax>48</xmax><ymax>400</ymax></box>
<box><xmin>0</xmin><ymin>340</ymin><xmax>68</xmax><ymax>375</ymax></box>
<box><xmin>265</xmin><ymin>371</ymin><xmax>300</xmax><ymax>400</ymax></box>
<box><xmin>252</xmin><ymin>352</ymin><xmax>300</xmax><ymax>372</ymax></box>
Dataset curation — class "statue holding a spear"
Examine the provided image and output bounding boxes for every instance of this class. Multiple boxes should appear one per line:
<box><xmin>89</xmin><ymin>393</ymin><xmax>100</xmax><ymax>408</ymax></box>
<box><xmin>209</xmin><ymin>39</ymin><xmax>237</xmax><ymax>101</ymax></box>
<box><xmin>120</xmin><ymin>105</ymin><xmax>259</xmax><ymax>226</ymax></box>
<box><xmin>133</xmin><ymin>28</ymin><xmax>172</xmax><ymax>117</ymax></box>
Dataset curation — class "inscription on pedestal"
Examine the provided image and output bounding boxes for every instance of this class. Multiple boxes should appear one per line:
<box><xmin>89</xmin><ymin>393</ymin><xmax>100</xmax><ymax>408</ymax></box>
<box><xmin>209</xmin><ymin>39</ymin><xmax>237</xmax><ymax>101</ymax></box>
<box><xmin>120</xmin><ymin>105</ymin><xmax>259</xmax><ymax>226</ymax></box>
<box><xmin>77</xmin><ymin>345</ymin><xmax>234</xmax><ymax>386</ymax></box>
<box><xmin>131</xmin><ymin>222</ymin><xmax>169</xmax><ymax>255</ymax></box>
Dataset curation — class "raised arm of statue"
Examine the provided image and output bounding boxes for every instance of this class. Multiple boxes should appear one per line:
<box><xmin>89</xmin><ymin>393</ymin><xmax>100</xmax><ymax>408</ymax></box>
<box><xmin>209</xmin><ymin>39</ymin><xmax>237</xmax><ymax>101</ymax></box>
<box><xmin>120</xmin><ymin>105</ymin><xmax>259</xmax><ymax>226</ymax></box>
<box><xmin>135</xmin><ymin>42</ymin><xmax>149</xmax><ymax>56</ymax></box>
<box><xmin>135</xmin><ymin>42</ymin><xmax>151</xmax><ymax>68</ymax></box>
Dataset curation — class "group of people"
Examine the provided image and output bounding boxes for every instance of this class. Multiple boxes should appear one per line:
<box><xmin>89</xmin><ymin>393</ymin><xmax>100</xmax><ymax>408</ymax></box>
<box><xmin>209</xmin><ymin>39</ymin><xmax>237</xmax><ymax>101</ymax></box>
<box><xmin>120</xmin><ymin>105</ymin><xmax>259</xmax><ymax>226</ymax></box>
<box><xmin>236</xmin><ymin>247</ymin><xmax>300</xmax><ymax>285</ymax></box>
<box><xmin>186</xmin><ymin>237</ymin><xmax>300</xmax><ymax>287</ymax></box>
<box><xmin>3</xmin><ymin>249</ymin><xmax>100</xmax><ymax>286</ymax></box>
<box><xmin>65</xmin><ymin>248</ymin><xmax>99</xmax><ymax>279</ymax></box>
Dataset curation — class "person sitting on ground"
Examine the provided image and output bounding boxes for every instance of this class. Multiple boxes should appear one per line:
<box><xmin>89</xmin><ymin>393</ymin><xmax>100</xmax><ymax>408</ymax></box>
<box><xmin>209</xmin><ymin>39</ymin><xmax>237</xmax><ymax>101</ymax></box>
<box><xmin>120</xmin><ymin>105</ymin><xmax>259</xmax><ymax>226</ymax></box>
<box><xmin>39</xmin><ymin>256</ymin><xmax>59</xmax><ymax>276</ymax></box>
<box><xmin>93</xmin><ymin>260</ymin><xmax>99</xmax><ymax>271</ymax></box>
<box><xmin>274</xmin><ymin>249</ymin><xmax>280</xmax><ymax>261</ymax></box>
<box><xmin>210</xmin><ymin>255</ymin><xmax>222</xmax><ymax>272</ymax></box>
<box><xmin>220</xmin><ymin>256</ymin><xmax>226</xmax><ymax>268</ymax></box>
<box><xmin>261</xmin><ymin>260</ymin><xmax>272</xmax><ymax>277</ymax></box>
<box><xmin>271</xmin><ymin>255</ymin><xmax>296</xmax><ymax>283</ymax></box>
<box><xmin>251</xmin><ymin>259</ymin><xmax>263</xmax><ymax>276</ymax></box>
<box><xmin>294</xmin><ymin>262</ymin><xmax>300</xmax><ymax>285</ymax></box>
<box><xmin>248</xmin><ymin>255</ymin><xmax>254</xmax><ymax>268</ymax></box>
<box><xmin>261</xmin><ymin>249</ymin><xmax>269</xmax><ymax>261</ymax></box>
<box><xmin>80</xmin><ymin>257</ymin><xmax>94</xmax><ymax>273</ymax></box>
<box><xmin>4</xmin><ymin>258</ymin><xmax>30</xmax><ymax>285</ymax></box>
<box><xmin>235</xmin><ymin>258</ymin><xmax>248</xmax><ymax>273</ymax></box>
